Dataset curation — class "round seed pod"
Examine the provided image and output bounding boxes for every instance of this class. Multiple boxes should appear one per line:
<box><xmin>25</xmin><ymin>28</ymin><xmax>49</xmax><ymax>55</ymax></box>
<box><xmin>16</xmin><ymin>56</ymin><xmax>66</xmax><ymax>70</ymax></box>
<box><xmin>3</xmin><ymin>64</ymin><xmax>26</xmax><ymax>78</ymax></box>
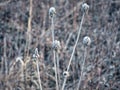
<box><xmin>52</xmin><ymin>40</ymin><xmax>61</xmax><ymax>51</ymax></box>
<box><xmin>81</xmin><ymin>3</ymin><xmax>89</xmax><ymax>13</ymax></box>
<box><xmin>63</xmin><ymin>71</ymin><xmax>70</xmax><ymax>78</ymax></box>
<box><xmin>49</xmin><ymin>7</ymin><xmax>56</xmax><ymax>18</ymax></box>
<box><xmin>83</xmin><ymin>36</ymin><xmax>91</xmax><ymax>46</ymax></box>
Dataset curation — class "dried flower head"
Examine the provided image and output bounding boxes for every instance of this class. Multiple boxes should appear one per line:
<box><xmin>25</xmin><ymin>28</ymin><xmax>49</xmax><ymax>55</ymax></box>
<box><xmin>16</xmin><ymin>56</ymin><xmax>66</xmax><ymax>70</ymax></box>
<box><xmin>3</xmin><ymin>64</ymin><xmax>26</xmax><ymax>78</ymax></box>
<box><xmin>33</xmin><ymin>48</ymin><xmax>39</xmax><ymax>58</ymax></box>
<box><xmin>49</xmin><ymin>7</ymin><xmax>56</xmax><ymax>18</ymax></box>
<box><xmin>15</xmin><ymin>56</ymin><xmax>24</xmax><ymax>66</ymax></box>
<box><xmin>81</xmin><ymin>3</ymin><xmax>89</xmax><ymax>13</ymax></box>
<box><xmin>83</xmin><ymin>36</ymin><xmax>91</xmax><ymax>46</ymax></box>
<box><xmin>35</xmin><ymin>48</ymin><xmax>39</xmax><ymax>57</ymax></box>
<box><xmin>52</xmin><ymin>40</ymin><xmax>61</xmax><ymax>51</ymax></box>
<box><xmin>63</xmin><ymin>71</ymin><xmax>70</xmax><ymax>78</ymax></box>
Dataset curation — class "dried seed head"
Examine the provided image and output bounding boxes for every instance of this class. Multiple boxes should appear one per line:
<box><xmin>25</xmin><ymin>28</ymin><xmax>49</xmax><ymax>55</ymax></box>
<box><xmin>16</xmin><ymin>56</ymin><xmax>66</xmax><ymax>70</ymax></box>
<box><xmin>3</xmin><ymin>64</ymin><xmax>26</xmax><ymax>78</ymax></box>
<box><xmin>52</xmin><ymin>40</ymin><xmax>61</xmax><ymax>51</ymax></box>
<box><xmin>49</xmin><ymin>7</ymin><xmax>56</xmax><ymax>18</ymax></box>
<box><xmin>63</xmin><ymin>71</ymin><xmax>70</xmax><ymax>78</ymax></box>
<box><xmin>83</xmin><ymin>36</ymin><xmax>91</xmax><ymax>46</ymax></box>
<box><xmin>16</xmin><ymin>57</ymin><xmax>24</xmax><ymax>66</ymax></box>
<box><xmin>33</xmin><ymin>48</ymin><xmax>39</xmax><ymax>58</ymax></box>
<box><xmin>81</xmin><ymin>3</ymin><xmax>89</xmax><ymax>13</ymax></box>
<box><xmin>35</xmin><ymin>48</ymin><xmax>39</xmax><ymax>57</ymax></box>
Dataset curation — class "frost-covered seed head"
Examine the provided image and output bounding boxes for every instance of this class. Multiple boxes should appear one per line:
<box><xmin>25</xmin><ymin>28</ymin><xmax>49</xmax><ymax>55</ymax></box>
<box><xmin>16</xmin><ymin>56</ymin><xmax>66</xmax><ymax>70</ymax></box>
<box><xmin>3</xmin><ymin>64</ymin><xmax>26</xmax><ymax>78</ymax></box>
<box><xmin>49</xmin><ymin>7</ymin><xmax>56</xmax><ymax>18</ymax></box>
<box><xmin>63</xmin><ymin>71</ymin><xmax>70</xmax><ymax>78</ymax></box>
<box><xmin>83</xmin><ymin>36</ymin><xmax>91</xmax><ymax>46</ymax></box>
<box><xmin>52</xmin><ymin>40</ymin><xmax>61</xmax><ymax>51</ymax></box>
<box><xmin>82</xmin><ymin>3</ymin><xmax>89</xmax><ymax>13</ymax></box>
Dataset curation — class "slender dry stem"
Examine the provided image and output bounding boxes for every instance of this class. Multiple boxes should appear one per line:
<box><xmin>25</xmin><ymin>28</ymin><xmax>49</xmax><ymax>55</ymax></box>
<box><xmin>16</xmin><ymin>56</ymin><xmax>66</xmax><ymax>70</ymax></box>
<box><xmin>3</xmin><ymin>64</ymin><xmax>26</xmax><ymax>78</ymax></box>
<box><xmin>77</xmin><ymin>47</ymin><xmax>87</xmax><ymax>90</ymax></box>
<box><xmin>36</xmin><ymin>57</ymin><xmax>43</xmax><ymax>90</ymax></box>
<box><xmin>26</xmin><ymin>0</ymin><xmax>33</xmax><ymax>56</ymax></box>
<box><xmin>51</xmin><ymin>16</ymin><xmax>59</xmax><ymax>90</ymax></box>
<box><xmin>62</xmin><ymin>13</ymin><xmax>85</xmax><ymax>90</ymax></box>
<box><xmin>56</xmin><ymin>52</ymin><xmax>61</xmax><ymax>89</ymax></box>
<box><xmin>3</xmin><ymin>36</ymin><xmax>7</xmax><ymax>75</ymax></box>
<box><xmin>51</xmin><ymin>18</ymin><xmax>55</xmax><ymax>42</ymax></box>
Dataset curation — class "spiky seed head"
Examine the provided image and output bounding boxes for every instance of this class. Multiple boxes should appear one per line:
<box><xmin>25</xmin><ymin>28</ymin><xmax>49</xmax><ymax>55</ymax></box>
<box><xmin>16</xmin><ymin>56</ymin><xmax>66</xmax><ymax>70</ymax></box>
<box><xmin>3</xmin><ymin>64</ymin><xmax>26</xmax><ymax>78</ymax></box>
<box><xmin>83</xmin><ymin>36</ymin><xmax>91</xmax><ymax>46</ymax></box>
<box><xmin>81</xmin><ymin>3</ymin><xmax>89</xmax><ymax>13</ymax></box>
<box><xmin>49</xmin><ymin>7</ymin><xmax>56</xmax><ymax>18</ymax></box>
<box><xmin>52</xmin><ymin>40</ymin><xmax>61</xmax><ymax>51</ymax></box>
<box><xmin>63</xmin><ymin>71</ymin><xmax>70</xmax><ymax>78</ymax></box>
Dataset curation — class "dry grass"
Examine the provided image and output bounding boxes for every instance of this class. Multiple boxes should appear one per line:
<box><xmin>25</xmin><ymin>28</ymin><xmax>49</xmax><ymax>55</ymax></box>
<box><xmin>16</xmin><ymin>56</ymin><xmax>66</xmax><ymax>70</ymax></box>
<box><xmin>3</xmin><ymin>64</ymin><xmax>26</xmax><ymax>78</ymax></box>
<box><xmin>0</xmin><ymin>0</ymin><xmax>120</xmax><ymax>90</ymax></box>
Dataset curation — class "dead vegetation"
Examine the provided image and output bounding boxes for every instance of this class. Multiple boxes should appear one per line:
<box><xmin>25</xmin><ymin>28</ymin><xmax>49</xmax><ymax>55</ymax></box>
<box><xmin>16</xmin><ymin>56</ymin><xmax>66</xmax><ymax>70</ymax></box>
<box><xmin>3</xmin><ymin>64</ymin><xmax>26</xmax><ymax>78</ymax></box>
<box><xmin>0</xmin><ymin>0</ymin><xmax>120</xmax><ymax>90</ymax></box>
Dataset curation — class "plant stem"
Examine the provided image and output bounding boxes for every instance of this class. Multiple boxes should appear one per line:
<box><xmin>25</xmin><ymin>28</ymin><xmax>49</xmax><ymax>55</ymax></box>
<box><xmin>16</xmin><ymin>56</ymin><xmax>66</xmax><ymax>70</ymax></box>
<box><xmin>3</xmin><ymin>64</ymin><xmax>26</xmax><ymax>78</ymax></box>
<box><xmin>77</xmin><ymin>46</ymin><xmax>87</xmax><ymax>90</ymax></box>
<box><xmin>4</xmin><ymin>36</ymin><xmax>7</xmax><ymax>75</ymax></box>
<box><xmin>23</xmin><ymin>64</ymin><xmax>27</xmax><ymax>90</ymax></box>
<box><xmin>54</xmin><ymin>51</ymin><xmax>59</xmax><ymax>90</ymax></box>
<box><xmin>56</xmin><ymin>52</ymin><xmax>60</xmax><ymax>89</ymax></box>
<box><xmin>62</xmin><ymin>13</ymin><xmax>85</xmax><ymax>90</ymax></box>
<box><xmin>26</xmin><ymin>0</ymin><xmax>33</xmax><ymax>56</ymax></box>
<box><xmin>51</xmin><ymin>16</ymin><xmax>59</xmax><ymax>90</ymax></box>
<box><xmin>51</xmin><ymin>18</ymin><xmax>55</xmax><ymax>42</ymax></box>
<box><xmin>36</xmin><ymin>58</ymin><xmax>43</xmax><ymax>90</ymax></box>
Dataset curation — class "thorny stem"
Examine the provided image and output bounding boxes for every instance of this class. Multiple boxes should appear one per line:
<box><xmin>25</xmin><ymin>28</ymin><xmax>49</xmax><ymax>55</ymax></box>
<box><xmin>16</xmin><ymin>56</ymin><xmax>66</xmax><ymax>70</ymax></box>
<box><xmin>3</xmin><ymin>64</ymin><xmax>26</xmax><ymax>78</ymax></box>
<box><xmin>51</xmin><ymin>16</ymin><xmax>59</xmax><ymax>90</ymax></box>
<box><xmin>77</xmin><ymin>47</ymin><xmax>87</xmax><ymax>90</ymax></box>
<box><xmin>62</xmin><ymin>13</ymin><xmax>85</xmax><ymax>90</ymax></box>
<box><xmin>36</xmin><ymin>57</ymin><xmax>43</xmax><ymax>90</ymax></box>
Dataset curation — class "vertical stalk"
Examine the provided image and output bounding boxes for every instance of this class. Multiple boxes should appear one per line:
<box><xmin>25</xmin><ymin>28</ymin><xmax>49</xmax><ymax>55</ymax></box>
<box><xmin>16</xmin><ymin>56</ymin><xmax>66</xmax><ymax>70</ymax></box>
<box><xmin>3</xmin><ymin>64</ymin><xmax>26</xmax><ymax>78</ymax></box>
<box><xmin>62</xmin><ymin>13</ymin><xmax>85</xmax><ymax>90</ymax></box>
<box><xmin>51</xmin><ymin>18</ymin><xmax>55</xmax><ymax>42</ymax></box>
<box><xmin>23</xmin><ymin>64</ymin><xmax>27</xmax><ymax>90</ymax></box>
<box><xmin>3</xmin><ymin>36</ymin><xmax>7</xmax><ymax>90</ymax></box>
<box><xmin>53</xmin><ymin>51</ymin><xmax>59</xmax><ymax>90</ymax></box>
<box><xmin>77</xmin><ymin>47</ymin><xmax>87</xmax><ymax>90</ymax></box>
<box><xmin>56</xmin><ymin>52</ymin><xmax>60</xmax><ymax>89</ymax></box>
<box><xmin>26</xmin><ymin>0</ymin><xmax>33</xmax><ymax>56</ymax></box>
<box><xmin>4</xmin><ymin>36</ymin><xmax>7</xmax><ymax>75</ymax></box>
<box><xmin>51</xmin><ymin>16</ymin><xmax>59</xmax><ymax>90</ymax></box>
<box><xmin>36</xmin><ymin>57</ymin><xmax>43</xmax><ymax>90</ymax></box>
